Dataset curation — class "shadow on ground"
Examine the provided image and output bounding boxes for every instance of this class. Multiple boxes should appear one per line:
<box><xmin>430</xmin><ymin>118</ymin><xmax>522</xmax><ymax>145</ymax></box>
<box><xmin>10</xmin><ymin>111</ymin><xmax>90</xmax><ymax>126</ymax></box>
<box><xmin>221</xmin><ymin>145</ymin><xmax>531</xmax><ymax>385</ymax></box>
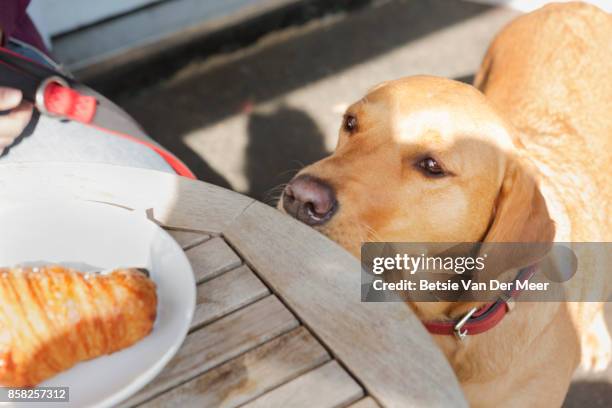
<box><xmin>246</xmin><ymin>106</ymin><xmax>328</xmax><ymax>203</ymax></box>
<box><xmin>564</xmin><ymin>301</ymin><xmax>612</xmax><ymax>407</ymax></box>
<box><xmin>111</xmin><ymin>0</ymin><xmax>492</xmax><ymax>196</ymax></box>
<box><xmin>565</xmin><ymin>381</ymin><xmax>612</xmax><ymax>407</ymax></box>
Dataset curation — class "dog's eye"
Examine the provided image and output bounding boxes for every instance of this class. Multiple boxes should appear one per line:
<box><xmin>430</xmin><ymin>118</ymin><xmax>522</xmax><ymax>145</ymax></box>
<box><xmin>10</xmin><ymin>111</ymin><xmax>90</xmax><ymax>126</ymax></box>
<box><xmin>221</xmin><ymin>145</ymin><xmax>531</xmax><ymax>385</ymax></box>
<box><xmin>343</xmin><ymin>115</ymin><xmax>358</xmax><ymax>133</ymax></box>
<box><xmin>417</xmin><ymin>157</ymin><xmax>446</xmax><ymax>177</ymax></box>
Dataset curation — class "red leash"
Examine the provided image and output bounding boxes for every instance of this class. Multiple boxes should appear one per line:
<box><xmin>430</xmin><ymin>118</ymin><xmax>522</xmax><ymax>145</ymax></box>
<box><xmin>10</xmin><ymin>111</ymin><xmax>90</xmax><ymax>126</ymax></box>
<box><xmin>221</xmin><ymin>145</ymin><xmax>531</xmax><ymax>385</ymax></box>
<box><xmin>42</xmin><ymin>82</ymin><xmax>196</xmax><ymax>179</ymax></box>
<box><xmin>0</xmin><ymin>47</ymin><xmax>196</xmax><ymax>180</ymax></box>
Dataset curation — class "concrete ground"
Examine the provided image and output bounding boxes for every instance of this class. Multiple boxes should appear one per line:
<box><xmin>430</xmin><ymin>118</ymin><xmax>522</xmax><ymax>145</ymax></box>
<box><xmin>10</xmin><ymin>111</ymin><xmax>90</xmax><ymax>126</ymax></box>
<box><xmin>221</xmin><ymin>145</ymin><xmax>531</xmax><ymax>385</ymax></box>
<box><xmin>101</xmin><ymin>0</ymin><xmax>611</xmax><ymax>405</ymax></box>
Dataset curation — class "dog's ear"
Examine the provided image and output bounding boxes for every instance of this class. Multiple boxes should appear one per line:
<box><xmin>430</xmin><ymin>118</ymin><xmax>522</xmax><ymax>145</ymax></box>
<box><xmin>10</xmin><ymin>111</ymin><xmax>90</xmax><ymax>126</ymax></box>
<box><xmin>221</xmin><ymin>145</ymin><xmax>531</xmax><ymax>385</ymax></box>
<box><xmin>475</xmin><ymin>156</ymin><xmax>555</xmax><ymax>284</ymax></box>
<box><xmin>483</xmin><ymin>156</ymin><xmax>555</xmax><ymax>244</ymax></box>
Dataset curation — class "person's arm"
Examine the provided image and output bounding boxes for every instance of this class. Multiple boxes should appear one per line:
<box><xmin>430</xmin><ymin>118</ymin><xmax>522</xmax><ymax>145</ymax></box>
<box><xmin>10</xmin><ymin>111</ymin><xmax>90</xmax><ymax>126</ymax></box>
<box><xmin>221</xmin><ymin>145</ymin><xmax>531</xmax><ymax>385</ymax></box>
<box><xmin>0</xmin><ymin>27</ymin><xmax>34</xmax><ymax>155</ymax></box>
<box><xmin>0</xmin><ymin>2</ymin><xmax>41</xmax><ymax>154</ymax></box>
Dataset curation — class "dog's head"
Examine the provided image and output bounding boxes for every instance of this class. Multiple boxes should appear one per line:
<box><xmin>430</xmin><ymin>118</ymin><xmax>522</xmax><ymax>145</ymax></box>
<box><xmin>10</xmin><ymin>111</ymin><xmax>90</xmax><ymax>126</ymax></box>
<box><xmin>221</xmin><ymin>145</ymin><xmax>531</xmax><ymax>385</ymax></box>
<box><xmin>279</xmin><ymin>76</ymin><xmax>554</xmax><ymax>258</ymax></box>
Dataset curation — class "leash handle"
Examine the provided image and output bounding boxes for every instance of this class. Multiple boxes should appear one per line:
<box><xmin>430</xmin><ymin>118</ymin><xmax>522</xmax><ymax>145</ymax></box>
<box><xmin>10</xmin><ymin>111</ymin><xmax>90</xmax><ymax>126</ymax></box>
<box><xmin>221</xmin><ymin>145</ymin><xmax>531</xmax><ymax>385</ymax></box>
<box><xmin>39</xmin><ymin>78</ymin><xmax>97</xmax><ymax>123</ymax></box>
<box><xmin>0</xmin><ymin>58</ymin><xmax>39</xmax><ymax>104</ymax></box>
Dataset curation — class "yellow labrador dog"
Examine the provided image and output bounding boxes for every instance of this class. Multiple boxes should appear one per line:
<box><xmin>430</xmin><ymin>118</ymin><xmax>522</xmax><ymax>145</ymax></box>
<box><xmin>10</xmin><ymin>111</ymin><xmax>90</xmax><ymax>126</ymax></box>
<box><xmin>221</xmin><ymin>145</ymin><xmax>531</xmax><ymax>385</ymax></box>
<box><xmin>280</xmin><ymin>3</ymin><xmax>611</xmax><ymax>407</ymax></box>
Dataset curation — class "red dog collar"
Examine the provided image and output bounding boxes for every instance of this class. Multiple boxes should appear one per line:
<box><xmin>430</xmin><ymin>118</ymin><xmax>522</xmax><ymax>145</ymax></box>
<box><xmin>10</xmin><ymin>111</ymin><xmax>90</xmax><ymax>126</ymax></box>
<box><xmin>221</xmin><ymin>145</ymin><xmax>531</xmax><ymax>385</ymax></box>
<box><xmin>423</xmin><ymin>265</ymin><xmax>538</xmax><ymax>340</ymax></box>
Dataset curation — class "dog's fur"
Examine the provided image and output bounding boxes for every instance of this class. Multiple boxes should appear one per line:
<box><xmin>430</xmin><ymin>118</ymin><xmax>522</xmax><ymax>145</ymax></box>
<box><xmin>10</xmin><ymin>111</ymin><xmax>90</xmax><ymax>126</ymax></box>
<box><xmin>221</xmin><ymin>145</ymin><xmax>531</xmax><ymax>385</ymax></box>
<box><xmin>280</xmin><ymin>3</ymin><xmax>611</xmax><ymax>406</ymax></box>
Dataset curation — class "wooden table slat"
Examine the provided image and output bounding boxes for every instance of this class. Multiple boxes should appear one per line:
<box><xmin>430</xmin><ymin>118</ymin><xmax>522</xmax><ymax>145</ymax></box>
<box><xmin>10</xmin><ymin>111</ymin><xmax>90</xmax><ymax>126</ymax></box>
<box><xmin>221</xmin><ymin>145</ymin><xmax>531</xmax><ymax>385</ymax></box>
<box><xmin>166</xmin><ymin>229</ymin><xmax>210</xmax><ymax>250</ymax></box>
<box><xmin>348</xmin><ymin>397</ymin><xmax>381</xmax><ymax>408</ymax></box>
<box><xmin>242</xmin><ymin>361</ymin><xmax>363</xmax><ymax>408</ymax></box>
<box><xmin>186</xmin><ymin>237</ymin><xmax>242</xmax><ymax>283</ymax></box>
<box><xmin>191</xmin><ymin>265</ymin><xmax>270</xmax><ymax>330</ymax></box>
<box><xmin>224</xmin><ymin>202</ymin><xmax>467</xmax><ymax>408</ymax></box>
<box><xmin>142</xmin><ymin>327</ymin><xmax>330</xmax><ymax>408</ymax></box>
<box><xmin>124</xmin><ymin>296</ymin><xmax>299</xmax><ymax>406</ymax></box>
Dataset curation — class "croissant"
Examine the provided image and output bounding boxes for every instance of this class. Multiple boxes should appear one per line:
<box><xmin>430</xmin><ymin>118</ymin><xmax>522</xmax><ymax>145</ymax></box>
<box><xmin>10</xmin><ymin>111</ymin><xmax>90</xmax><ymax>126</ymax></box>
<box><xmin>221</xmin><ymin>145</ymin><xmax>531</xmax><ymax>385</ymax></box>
<box><xmin>0</xmin><ymin>266</ymin><xmax>157</xmax><ymax>387</ymax></box>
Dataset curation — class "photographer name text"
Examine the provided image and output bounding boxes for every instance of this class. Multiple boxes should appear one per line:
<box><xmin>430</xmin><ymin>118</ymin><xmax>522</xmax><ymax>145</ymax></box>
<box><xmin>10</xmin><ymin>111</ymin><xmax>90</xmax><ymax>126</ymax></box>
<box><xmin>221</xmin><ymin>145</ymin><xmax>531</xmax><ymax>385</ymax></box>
<box><xmin>372</xmin><ymin>279</ymin><xmax>550</xmax><ymax>292</ymax></box>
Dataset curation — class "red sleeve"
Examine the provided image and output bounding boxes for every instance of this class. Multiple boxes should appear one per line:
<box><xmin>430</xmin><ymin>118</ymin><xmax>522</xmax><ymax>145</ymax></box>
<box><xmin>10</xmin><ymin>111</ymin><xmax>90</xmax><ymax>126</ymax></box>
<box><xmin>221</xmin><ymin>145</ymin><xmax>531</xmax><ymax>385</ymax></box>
<box><xmin>0</xmin><ymin>0</ymin><xmax>48</xmax><ymax>55</ymax></box>
<box><xmin>0</xmin><ymin>0</ymin><xmax>30</xmax><ymax>42</ymax></box>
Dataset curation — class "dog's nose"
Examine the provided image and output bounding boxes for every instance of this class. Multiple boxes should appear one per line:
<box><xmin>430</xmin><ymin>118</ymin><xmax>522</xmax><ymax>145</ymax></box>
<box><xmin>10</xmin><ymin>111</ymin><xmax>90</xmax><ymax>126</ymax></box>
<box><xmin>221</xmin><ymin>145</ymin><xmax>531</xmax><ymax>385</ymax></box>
<box><xmin>282</xmin><ymin>175</ymin><xmax>337</xmax><ymax>225</ymax></box>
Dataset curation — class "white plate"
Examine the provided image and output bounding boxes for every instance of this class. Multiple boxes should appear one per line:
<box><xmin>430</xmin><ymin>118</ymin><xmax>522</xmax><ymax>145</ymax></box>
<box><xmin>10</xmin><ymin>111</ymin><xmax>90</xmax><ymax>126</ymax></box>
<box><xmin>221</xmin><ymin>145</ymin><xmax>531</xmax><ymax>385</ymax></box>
<box><xmin>0</xmin><ymin>200</ymin><xmax>196</xmax><ymax>408</ymax></box>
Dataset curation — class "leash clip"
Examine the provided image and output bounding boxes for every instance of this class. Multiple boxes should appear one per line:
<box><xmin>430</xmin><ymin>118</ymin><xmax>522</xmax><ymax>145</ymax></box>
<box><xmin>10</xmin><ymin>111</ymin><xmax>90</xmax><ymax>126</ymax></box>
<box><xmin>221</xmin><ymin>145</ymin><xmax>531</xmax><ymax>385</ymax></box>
<box><xmin>453</xmin><ymin>307</ymin><xmax>478</xmax><ymax>341</ymax></box>
<box><xmin>35</xmin><ymin>75</ymin><xmax>70</xmax><ymax>118</ymax></box>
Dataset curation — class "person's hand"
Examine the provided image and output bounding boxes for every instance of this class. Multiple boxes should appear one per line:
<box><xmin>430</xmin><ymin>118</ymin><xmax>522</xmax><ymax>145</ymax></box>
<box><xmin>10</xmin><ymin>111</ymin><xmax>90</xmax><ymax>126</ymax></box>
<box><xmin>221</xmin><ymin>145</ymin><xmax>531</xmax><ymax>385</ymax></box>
<box><xmin>0</xmin><ymin>87</ymin><xmax>33</xmax><ymax>154</ymax></box>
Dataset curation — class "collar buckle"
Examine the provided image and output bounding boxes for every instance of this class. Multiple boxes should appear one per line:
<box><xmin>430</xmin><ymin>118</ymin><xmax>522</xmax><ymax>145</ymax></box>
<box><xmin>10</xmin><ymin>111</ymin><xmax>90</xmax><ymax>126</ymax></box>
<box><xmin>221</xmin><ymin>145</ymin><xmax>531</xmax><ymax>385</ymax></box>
<box><xmin>453</xmin><ymin>307</ymin><xmax>479</xmax><ymax>341</ymax></box>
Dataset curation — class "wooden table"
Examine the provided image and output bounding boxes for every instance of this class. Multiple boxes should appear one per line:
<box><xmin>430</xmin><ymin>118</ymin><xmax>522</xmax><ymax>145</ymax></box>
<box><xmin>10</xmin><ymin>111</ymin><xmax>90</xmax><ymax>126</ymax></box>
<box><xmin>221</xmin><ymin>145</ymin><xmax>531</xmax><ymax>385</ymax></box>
<box><xmin>0</xmin><ymin>163</ymin><xmax>466</xmax><ymax>408</ymax></box>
